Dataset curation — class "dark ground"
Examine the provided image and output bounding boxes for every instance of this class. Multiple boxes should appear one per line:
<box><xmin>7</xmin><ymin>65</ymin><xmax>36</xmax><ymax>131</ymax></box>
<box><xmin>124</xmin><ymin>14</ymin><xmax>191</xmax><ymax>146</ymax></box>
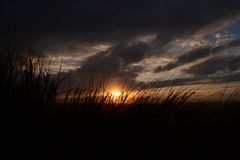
<box><xmin>1</xmin><ymin>102</ymin><xmax>240</xmax><ymax>159</ymax></box>
<box><xmin>2</xmin><ymin>127</ymin><xmax>240</xmax><ymax>159</ymax></box>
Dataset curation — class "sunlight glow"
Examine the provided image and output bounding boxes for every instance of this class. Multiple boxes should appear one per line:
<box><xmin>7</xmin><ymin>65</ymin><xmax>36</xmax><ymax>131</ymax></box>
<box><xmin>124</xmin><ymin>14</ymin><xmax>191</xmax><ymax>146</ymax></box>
<box><xmin>111</xmin><ymin>90</ymin><xmax>122</xmax><ymax>97</ymax></box>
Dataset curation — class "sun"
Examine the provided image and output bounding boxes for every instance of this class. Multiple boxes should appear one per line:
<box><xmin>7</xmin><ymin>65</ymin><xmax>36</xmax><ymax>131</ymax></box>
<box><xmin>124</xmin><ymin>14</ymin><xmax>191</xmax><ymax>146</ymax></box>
<box><xmin>111</xmin><ymin>90</ymin><xmax>122</xmax><ymax>97</ymax></box>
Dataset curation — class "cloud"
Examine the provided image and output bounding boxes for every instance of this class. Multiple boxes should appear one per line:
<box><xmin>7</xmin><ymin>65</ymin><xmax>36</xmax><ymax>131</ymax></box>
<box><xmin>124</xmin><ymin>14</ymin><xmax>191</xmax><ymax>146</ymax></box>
<box><xmin>138</xmin><ymin>72</ymin><xmax>240</xmax><ymax>88</ymax></box>
<box><xmin>215</xmin><ymin>32</ymin><xmax>236</xmax><ymax>46</ymax></box>
<box><xmin>2</xmin><ymin>0</ymin><xmax>240</xmax><ymax>47</ymax></box>
<box><xmin>2</xmin><ymin>0</ymin><xmax>240</xmax><ymax>88</ymax></box>
<box><xmin>75</xmin><ymin>42</ymin><xmax>150</xmax><ymax>78</ymax></box>
<box><xmin>154</xmin><ymin>46</ymin><xmax>211</xmax><ymax>72</ymax></box>
<box><xmin>155</xmin><ymin>38</ymin><xmax>240</xmax><ymax>71</ymax></box>
<box><xmin>212</xmin><ymin>38</ymin><xmax>240</xmax><ymax>53</ymax></box>
<box><xmin>185</xmin><ymin>55</ymin><xmax>240</xmax><ymax>77</ymax></box>
<box><xmin>60</xmin><ymin>31</ymin><xmax>240</xmax><ymax>88</ymax></box>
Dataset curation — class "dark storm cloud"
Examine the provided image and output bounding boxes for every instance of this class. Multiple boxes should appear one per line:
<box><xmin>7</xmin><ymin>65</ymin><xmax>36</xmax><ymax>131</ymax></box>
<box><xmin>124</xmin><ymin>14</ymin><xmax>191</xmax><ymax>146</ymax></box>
<box><xmin>154</xmin><ymin>46</ymin><xmax>211</xmax><ymax>72</ymax></box>
<box><xmin>139</xmin><ymin>71</ymin><xmax>240</xmax><ymax>88</ymax></box>
<box><xmin>182</xmin><ymin>38</ymin><xmax>240</xmax><ymax>78</ymax></box>
<box><xmin>68</xmin><ymin>43</ymin><xmax>78</xmax><ymax>53</ymax></box>
<box><xmin>150</xmin><ymin>37</ymin><xmax>240</xmax><ymax>86</ymax></box>
<box><xmin>67</xmin><ymin>38</ymin><xmax>240</xmax><ymax>87</ymax></box>
<box><xmin>113</xmin><ymin>42</ymin><xmax>151</xmax><ymax>64</ymax></box>
<box><xmin>59</xmin><ymin>43</ymin><xmax>149</xmax><ymax>88</ymax></box>
<box><xmin>76</xmin><ymin>42</ymin><xmax>150</xmax><ymax>79</ymax></box>
<box><xmin>61</xmin><ymin>0</ymin><xmax>240</xmax><ymax>85</ymax></box>
<box><xmin>185</xmin><ymin>55</ymin><xmax>240</xmax><ymax>76</ymax></box>
<box><xmin>1</xmin><ymin>0</ymin><xmax>240</xmax><ymax>45</ymax></box>
<box><xmin>1</xmin><ymin>0</ymin><xmax>240</xmax><ymax>87</ymax></box>
<box><xmin>154</xmin><ymin>38</ymin><xmax>240</xmax><ymax>73</ymax></box>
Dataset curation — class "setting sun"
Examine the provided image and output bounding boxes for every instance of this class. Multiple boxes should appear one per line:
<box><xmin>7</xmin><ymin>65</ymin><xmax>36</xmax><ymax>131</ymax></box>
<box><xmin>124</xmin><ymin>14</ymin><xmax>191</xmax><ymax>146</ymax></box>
<box><xmin>111</xmin><ymin>90</ymin><xmax>122</xmax><ymax>97</ymax></box>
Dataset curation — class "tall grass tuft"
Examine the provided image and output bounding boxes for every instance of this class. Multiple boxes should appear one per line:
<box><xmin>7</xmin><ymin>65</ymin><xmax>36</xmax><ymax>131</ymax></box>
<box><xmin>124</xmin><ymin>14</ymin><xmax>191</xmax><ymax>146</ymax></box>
<box><xmin>0</xmin><ymin>46</ymin><xmax>62</xmax><ymax>126</ymax></box>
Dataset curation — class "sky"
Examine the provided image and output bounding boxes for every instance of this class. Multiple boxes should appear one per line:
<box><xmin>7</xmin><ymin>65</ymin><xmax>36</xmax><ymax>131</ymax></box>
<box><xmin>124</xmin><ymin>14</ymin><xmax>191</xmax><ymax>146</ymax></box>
<box><xmin>1</xmin><ymin>0</ymin><xmax>240</xmax><ymax>95</ymax></box>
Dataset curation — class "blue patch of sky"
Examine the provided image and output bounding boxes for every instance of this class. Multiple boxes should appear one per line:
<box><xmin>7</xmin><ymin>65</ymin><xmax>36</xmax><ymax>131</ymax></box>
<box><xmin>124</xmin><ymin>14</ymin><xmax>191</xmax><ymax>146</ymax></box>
<box><xmin>226</xmin><ymin>20</ymin><xmax>240</xmax><ymax>37</ymax></box>
<box><xmin>207</xmin><ymin>19</ymin><xmax>240</xmax><ymax>46</ymax></box>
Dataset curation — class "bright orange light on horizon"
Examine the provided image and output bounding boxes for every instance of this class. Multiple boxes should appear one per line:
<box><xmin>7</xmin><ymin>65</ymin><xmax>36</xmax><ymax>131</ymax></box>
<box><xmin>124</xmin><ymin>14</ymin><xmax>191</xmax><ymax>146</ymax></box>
<box><xmin>111</xmin><ymin>90</ymin><xmax>122</xmax><ymax>98</ymax></box>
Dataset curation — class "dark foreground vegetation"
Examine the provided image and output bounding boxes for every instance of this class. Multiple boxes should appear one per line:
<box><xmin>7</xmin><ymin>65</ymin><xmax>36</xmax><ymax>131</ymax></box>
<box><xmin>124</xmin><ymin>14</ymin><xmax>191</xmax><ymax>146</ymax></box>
<box><xmin>1</xmin><ymin>49</ymin><xmax>240</xmax><ymax>129</ymax></box>
<box><xmin>1</xmin><ymin>47</ymin><xmax>240</xmax><ymax>158</ymax></box>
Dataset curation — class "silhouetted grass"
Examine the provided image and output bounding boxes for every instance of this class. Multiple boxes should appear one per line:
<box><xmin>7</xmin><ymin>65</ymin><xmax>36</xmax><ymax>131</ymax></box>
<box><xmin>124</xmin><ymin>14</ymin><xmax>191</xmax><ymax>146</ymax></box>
<box><xmin>1</xmin><ymin>47</ymin><xmax>240</xmax><ymax>128</ymax></box>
